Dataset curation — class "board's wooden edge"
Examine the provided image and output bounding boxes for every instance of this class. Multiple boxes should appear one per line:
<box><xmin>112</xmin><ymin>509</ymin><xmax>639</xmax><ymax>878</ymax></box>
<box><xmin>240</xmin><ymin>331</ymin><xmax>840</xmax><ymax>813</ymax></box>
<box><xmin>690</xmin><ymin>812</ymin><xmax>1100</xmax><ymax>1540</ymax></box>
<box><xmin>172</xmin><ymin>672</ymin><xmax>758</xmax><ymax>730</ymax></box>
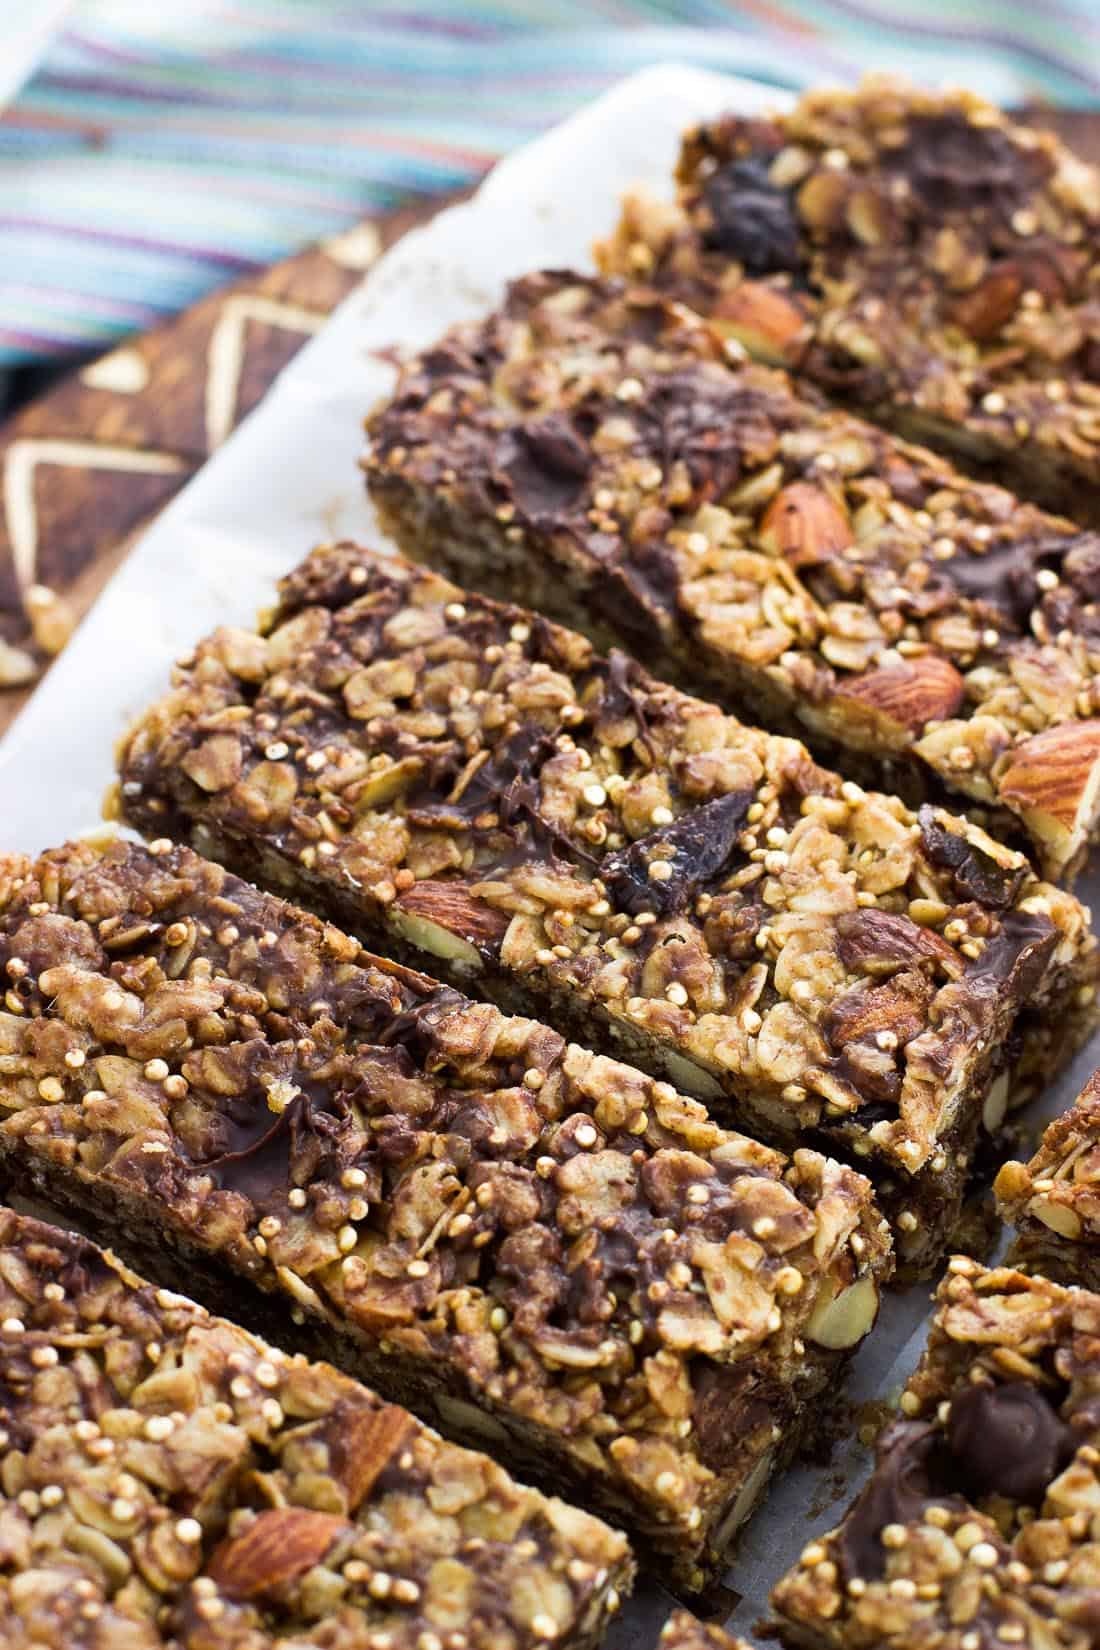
<box><xmin>0</xmin><ymin>197</ymin><xmax>450</xmax><ymax>734</ymax></box>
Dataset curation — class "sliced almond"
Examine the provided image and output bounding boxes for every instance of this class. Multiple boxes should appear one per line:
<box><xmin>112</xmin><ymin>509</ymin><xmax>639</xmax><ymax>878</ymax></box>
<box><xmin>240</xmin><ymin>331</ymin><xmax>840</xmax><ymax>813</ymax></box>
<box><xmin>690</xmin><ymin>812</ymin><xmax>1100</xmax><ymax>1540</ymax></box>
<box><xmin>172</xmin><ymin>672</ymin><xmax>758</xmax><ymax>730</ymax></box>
<box><xmin>835</xmin><ymin>655</ymin><xmax>966</xmax><ymax>749</ymax></box>
<box><xmin>1028</xmin><ymin>1197</ymin><xmax>1082</xmax><ymax>1241</ymax></box>
<box><xmin>996</xmin><ymin>719</ymin><xmax>1100</xmax><ymax>879</ymax></box>
<box><xmin>981</xmin><ymin>1071</ymin><xmax>1011</xmax><ymax>1135</ymax></box>
<box><xmin>391</xmin><ymin>880</ymin><xmax>510</xmax><ymax>969</ymax></box>
<box><xmin>759</xmin><ymin>482</ymin><xmax>853</xmax><ymax>569</ymax></box>
<box><xmin>208</xmin><ymin>1508</ymin><xmax>351</xmax><ymax>1600</ymax></box>
<box><xmin>805</xmin><ymin>1273</ymin><xmax>878</xmax><ymax>1350</ymax></box>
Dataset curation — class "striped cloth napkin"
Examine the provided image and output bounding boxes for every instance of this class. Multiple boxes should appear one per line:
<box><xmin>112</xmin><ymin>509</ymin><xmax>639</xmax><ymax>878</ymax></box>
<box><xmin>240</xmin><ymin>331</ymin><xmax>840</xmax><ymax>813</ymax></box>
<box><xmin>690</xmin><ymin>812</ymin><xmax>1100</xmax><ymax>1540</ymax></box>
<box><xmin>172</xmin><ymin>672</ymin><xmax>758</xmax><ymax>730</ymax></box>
<box><xmin>3</xmin><ymin>0</ymin><xmax>1099</xmax><ymax>366</ymax></box>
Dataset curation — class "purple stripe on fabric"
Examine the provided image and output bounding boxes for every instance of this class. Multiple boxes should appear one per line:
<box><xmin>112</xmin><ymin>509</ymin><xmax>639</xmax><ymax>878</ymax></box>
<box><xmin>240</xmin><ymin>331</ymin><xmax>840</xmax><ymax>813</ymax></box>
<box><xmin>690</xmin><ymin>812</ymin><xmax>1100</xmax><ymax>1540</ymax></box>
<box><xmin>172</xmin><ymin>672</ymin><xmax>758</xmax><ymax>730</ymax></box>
<box><xmin>818</xmin><ymin>0</ymin><xmax>1100</xmax><ymax>89</ymax></box>
<box><xmin>0</xmin><ymin>215</ymin><xmax>256</xmax><ymax>269</ymax></box>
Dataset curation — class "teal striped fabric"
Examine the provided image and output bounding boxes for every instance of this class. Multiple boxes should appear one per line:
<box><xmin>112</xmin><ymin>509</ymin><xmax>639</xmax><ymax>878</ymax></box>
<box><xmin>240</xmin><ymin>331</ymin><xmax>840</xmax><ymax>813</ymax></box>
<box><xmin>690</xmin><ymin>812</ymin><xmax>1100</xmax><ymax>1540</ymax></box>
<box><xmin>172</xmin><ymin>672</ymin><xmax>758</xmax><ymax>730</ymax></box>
<box><xmin>3</xmin><ymin>0</ymin><xmax>1100</xmax><ymax>365</ymax></box>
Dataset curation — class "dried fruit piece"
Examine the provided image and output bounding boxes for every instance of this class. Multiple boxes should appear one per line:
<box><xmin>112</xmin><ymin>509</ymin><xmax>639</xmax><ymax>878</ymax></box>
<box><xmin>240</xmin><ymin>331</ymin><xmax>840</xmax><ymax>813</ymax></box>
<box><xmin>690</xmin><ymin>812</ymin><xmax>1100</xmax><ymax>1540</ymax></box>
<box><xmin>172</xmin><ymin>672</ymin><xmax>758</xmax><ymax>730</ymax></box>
<box><xmin>918</xmin><ymin>807</ymin><xmax>1027</xmax><ymax>909</ymax></box>
<box><xmin>700</xmin><ymin>157</ymin><xmax>803</xmax><ymax>274</ymax></box>
<box><xmin>601</xmin><ymin>789</ymin><xmax>754</xmax><ymax>916</ymax></box>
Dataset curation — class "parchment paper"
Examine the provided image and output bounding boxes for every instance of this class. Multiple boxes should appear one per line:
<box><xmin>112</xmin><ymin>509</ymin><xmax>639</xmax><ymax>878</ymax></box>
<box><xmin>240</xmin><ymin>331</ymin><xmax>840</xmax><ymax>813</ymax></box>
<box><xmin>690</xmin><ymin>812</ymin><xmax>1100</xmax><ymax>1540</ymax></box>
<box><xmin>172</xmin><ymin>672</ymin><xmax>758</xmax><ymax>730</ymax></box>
<box><xmin>3</xmin><ymin>62</ymin><xmax>1098</xmax><ymax>1643</ymax></box>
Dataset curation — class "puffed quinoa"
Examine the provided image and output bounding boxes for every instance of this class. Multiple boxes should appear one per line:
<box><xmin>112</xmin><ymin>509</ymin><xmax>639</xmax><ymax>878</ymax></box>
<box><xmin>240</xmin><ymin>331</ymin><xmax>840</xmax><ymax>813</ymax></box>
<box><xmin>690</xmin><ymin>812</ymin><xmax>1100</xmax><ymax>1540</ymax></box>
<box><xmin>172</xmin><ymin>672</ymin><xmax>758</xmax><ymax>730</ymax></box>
<box><xmin>769</xmin><ymin>1260</ymin><xmax>1100</xmax><ymax>1650</ymax></box>
<box><xmin>598</xmin><ymin>77</ymin><xmax>1100</xmax><ymax>532</ymax></box>
<box><xmin>115</xmin><ymin>543</ymin><xmax>1099</xmax><ymax>1274</ymax></box>
<box><xmin>0</xmin><ymin>1206</ymin><xmax>630</xmax><ymax>1650</ymax></box>
<box><xmin>366</xmin><ymin>268</ymin><xmax>1100</xmax><ymax>882</ymax></box>
<box><xmin>0</xmin><ymin>837</ymin><xmax>890</xmax><ymax>1589</ymax></box>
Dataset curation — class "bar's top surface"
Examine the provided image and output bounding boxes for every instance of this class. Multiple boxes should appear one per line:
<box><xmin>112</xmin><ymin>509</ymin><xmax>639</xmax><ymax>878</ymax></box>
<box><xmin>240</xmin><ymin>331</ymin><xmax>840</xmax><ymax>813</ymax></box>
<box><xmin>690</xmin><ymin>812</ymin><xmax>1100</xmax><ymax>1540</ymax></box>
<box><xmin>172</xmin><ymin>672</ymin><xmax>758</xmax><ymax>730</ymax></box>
<box><xmin>117</xmin><ymin>541</ymin><xmax>1094</xmax><ymax>1192</ymax></box>
<box><xmin>0</xmin><ymin>839</ymin><xmax>890</xmax><ymax>1537</ymax></box>
<box><xmin>366</xmin><ymin>269</ymin><xmax>1100</xmax><ymax>880</ymax></box>
<box><xmin>0</xmin><ymin>1204</ymin><xmax>629</xmax><ymax>1650</ymax></box>
<box><xmin>602</xmin><ymin>78</ymin><xmax>1100</xmax><ymax>468</ymax></box>
<box><xmin>659</xmin><ymin>1609</ymin><xmax>752</xmax><ymax>1650</ymax></box>
<box><xmin>771</xmin><ymin>1256</ymin><xmax>1100</xmax><ymax>1650</ymax></box>
<box><xmin>996</xmin><ymin>1069</ymin><xmax>1100</xmax><ymax>1244</ymax></box>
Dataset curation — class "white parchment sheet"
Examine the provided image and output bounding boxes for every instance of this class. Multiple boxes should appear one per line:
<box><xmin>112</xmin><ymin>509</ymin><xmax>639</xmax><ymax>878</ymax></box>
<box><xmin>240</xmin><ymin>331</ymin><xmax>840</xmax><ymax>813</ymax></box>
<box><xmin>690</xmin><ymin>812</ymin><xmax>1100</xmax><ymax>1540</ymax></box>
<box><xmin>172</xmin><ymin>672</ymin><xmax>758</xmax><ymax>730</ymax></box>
<box><xmin>3</xmin><ymin>63</ymin><xmax>1099</xmax><ymax>1644</ymax></box>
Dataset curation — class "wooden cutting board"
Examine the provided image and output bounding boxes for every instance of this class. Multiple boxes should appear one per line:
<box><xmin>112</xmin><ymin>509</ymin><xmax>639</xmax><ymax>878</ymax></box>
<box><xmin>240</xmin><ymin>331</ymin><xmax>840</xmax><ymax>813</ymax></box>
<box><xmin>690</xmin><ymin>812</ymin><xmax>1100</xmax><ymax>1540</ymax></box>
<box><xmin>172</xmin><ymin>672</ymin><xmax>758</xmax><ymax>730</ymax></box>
<box><xmin>0</xmin><ymin>197</ymin><xmax>447</xmax><ymax>734</ymax></box>
<box><xmin>3</xmin><ymin>107</ymin><xmax>1098</xmax><ymax>739</ymax></box>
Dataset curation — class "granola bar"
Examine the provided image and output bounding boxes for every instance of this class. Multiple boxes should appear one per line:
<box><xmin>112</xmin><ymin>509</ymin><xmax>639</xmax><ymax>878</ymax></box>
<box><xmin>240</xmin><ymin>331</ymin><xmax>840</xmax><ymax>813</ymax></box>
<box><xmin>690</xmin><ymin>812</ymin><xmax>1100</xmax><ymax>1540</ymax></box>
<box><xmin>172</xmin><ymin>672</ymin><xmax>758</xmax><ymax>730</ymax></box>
<box><xmin>995</xmin><ymin>1071</ymin><xmax>1100</xmax><ymax>1287</ymax></box>
<box><xmin>114</xmin><ymin>540</ymin><xmax>1099</xmax><ymax>1275</ymax></box>
<box><xmin>0</xmin><ymin>838</ymin><xmax>892</xmax><ymax>1592</ymax></box>
<box><xmin>364</xmin><ymin>269</ymin><xmax>1100</xmax><ymax>883</ymax></box>
<box><xmin>0</xmin><ymin>1204</ymin><xmax>631</xmax><ymax>1650</ymax></box>
<box><xmin>658</xmin><ymin>1610</ymin><xmax>752</xmax><ymax>1650</ymax></box>
<box><xmin>597</xmin><ymin>77</ymin><xmax>1100</xmax><ymax>527</ymax></box>
<box><xmin>769</xmin><ymin>1256</ymin><xmax>1100</xmax><ymax>1650</ymax></box>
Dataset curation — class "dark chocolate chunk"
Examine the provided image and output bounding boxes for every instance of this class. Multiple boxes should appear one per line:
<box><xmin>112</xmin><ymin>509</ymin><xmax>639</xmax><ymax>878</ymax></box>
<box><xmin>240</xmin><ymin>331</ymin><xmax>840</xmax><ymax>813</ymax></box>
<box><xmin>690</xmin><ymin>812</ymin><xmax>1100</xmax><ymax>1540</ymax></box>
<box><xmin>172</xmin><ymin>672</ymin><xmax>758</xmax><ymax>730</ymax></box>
<box><xmin>918</xmin><ymin>807</ymin><xmax>1027</xmax><ymax>910</ymax></box>
<box><xmin>595</xmin><ymin>648</ymin><xmax>659</xmax><ymax>755</ymax></box>
<box><xmin>837</xmin><ymin>1420</ymin><xmax>961</xmax><ymax>1581</ymax></box>
<box><xmin>600</xmin><ymin>789</ymin><xmax>754</xmax><ymax>917</ymax></box>
<box><xmin>499</xmin><ymin>415</ymin><xmax>592</xmax><ymax>520</ymax></box>
<box><xmin>969</xmin><ymin>909</ymin><xmax>1057</xmax><ymax>1001</ymax></box>
<box><xmin>700</xmin><ymin>157</ymin><xmax>803</xmax><ymax>275</ymax></box>
<box><xmin>896</xmin><ymin>113</ymin><xmax>1045</xmax><ymax>214</ymax></box>
<box><xmin>935</xmin><ymin>536</ymin><xmax>1071</xmax><ymax>630</ymax></box>
<box><xmin>691</xmin><ymin>1364</ymin><xmax>781</xmax><ymax>1472</ymax></box>
<box><xmin>946</xmin><ymin>1380</ymin><xmax>1073</xmax><ymax>1504</ymax></box>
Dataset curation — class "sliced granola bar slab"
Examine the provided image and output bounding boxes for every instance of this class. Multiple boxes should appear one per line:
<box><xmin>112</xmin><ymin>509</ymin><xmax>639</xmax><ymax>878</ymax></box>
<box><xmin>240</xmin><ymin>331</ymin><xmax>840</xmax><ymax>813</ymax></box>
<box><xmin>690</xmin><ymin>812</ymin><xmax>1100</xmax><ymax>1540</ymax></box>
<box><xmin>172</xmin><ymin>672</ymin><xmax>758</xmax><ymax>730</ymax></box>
<box><xmin>114</xmin><ymin>543</ymin><xmax>1099</xmax><ymax>1276</ymax></box>
<box><xmin>770</xmin><ymin>1257</ymin><xmax>1100</xmax><ymax>1650</ymax></box>
<box><xmin>364</xmin><ymin>270</ymin><xmax>1100</xmax><ymax>882</ymax></box>
<box><xmin>0</xmin><ymin>839</ymin><xmax>891</xmax><ymax>1591</ymax></box>
<box><xmin>0</xmin><ymin>1204</ymin><xmax>631</xmax><ymax>1650</ymax></box>
<box><xmin>996</xmin><ymin>1071</ymin><xmax>1100</xmax><ymax>1287</ymax></box>
<box><xmin>597</xmin><ymin>78</ymin><xmax>1100</xmax><ymax>527</ymax></box>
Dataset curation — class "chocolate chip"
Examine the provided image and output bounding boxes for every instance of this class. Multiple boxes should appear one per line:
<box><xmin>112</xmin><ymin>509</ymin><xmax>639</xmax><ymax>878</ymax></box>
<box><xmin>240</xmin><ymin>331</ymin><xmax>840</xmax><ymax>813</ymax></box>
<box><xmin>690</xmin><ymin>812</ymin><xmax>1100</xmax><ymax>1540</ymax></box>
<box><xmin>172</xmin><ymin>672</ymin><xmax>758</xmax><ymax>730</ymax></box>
<box><xmin>918</xmin><ymin>808</ymin><xmax>1026</xmax><ymax>910</ymax></box>
<box><xmin>701</xmin><ymin>157</ymin><xmax>803</xmax><ymax>275</ymax></box>
<box><xmin>601</xmin><ymin>789</ymin><xmax>754</xmax><ymax>917</ymax></box>
<box><xmin>423</xmin><ymin>725</ymin><xmax>598</xmax><ymax>871</ymax></box>
<box><xmin>947</xmin><ymin>1381</ymin><xmax>1073</xmax><ymax>1504</ymax></box>
<box><xmin>642</xmin><ymin>371</ymin><xmax>783</xmax><ymax>503</ymax></box>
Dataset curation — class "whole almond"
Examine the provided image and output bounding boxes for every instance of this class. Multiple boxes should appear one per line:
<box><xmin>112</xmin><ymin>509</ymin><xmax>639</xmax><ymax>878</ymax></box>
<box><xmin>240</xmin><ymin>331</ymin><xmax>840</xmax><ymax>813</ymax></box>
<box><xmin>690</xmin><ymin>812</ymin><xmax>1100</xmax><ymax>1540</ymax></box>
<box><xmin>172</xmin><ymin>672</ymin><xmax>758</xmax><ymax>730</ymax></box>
<box><xmin>836</xmin><ymin>655</ymin><xmax>966</xmax><ymax>739</ymax></box>
<box><xmin>759</xmin><ymin>481</ymin><xmax>853</xmax><ymax>567</ymax></box>
<box><xmin>207</xmin><ymin>1507</ymin><xmax>351</xmax><ymax>1600</ymax></box>
<box><xmin>711</xmin><ymin>280</ymin><xmax>809</xmax><ymax>365</ymax></box>
<box><xmin>950</xmin><ymin>265</ymin><xmax>1023</xmax><ymax>342</ymax></box>
<box><xmin>394</xmin><ymin>880</ymin><xmax>511</xmax><ymax>949</ymax></box>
